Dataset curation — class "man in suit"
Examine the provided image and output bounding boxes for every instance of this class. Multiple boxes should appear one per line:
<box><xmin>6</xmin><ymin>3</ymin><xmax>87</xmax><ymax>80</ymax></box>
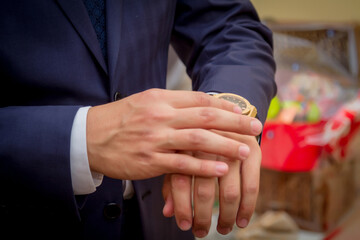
<box><xmin>0</xmin><ymin>0</ymin><xmax>276</xmax><ymax>239</ymax></box>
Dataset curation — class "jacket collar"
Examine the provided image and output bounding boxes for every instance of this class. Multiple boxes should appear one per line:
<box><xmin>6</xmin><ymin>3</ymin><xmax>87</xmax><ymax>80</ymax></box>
<box><xmin>56</xmin><ymin>0</ymin><xmax>117</xmax><ymax>76</ymax></box>
<box><xmin>106</xmin><ymin>0</ymin><xmax>123</xmax><ymax>82</ymax></box>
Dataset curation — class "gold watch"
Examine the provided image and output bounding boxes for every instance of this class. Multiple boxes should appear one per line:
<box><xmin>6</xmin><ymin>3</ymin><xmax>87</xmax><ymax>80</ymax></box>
<box><xmin>213</xmin><ymin>93</ymin><xmax>257</xmax><ymax>117</ymax></box>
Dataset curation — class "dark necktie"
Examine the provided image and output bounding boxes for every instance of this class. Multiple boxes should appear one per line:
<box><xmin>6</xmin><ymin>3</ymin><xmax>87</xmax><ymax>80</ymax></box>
<box><xmin>83</xmin><ymin>0</ymin><xmax>107</xmax><ymax>61</ymax></box>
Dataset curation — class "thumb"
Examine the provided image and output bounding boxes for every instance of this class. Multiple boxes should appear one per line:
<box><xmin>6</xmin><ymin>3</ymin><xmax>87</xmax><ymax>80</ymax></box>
<box><xmin>162</xmin><ymin>174</ymin><xmax>175</xmax><ymax>217</ymax></box>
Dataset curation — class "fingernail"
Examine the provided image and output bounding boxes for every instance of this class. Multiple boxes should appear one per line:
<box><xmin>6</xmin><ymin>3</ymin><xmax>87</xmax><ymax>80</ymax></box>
<box><xmin>251</xmin><ymin>119</ymin><xmax>262</xmax><ymax>135</ymax></box>
<box><xmin>238</xmin><ymin>218</ymin><xmax>248</xmax><ymax>228</ymax></box>
<box><xmin>180</xmin><ymin>220</ymin><xmax>192</xmax><ymax>231</ymax></box>
<box><xmin>233</xmin><ymin>106</ymin><xmax>242</xmax><ymax>114</ymax></box>
<box><xmin>215</xmin><ymin>163</ymin><xmax>228</xmax><ymax>175</ymax></box>
<box><xmin>238</xmin><ymin>145</ymin><xmax>250</xmax><ymax>160</ymax></box>
<box><xmin>195</xmin><ymin>229</ymin><xmax>208</xmax><ymax>238</ymax></box>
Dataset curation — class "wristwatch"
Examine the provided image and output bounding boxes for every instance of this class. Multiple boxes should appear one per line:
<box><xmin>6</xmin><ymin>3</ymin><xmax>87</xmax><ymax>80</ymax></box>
<box><xmin>211</xmin><ymin>92</ymin><xmax>261</xmax><ymax>144</ymax></box>
<box><xmin>212</xmin><ymin>93</ymin><xmax>257</xmax><ymax>117</ymax></box>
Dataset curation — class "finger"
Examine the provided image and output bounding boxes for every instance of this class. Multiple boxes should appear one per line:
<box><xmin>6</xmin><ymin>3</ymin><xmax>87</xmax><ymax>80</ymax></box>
<box><xmin>162</xmin><ymin>174</ymin><xmax>174</xmax><ymax>217</ymax></box>
<box><xmin>172</xmin><ymin>107</ymin><xmax>262</xmax><ymax>136</ymax></box>
<box><xmin>217</xmin><ymin>156</ymin><xmax>241</xmax><ymax>235</ymax></box>
<box><xmin>192</xmin><ymin>152</ymin><xmax>217</xmax><ymax>238</ymax></box>
<box><xmin>236</xmin><ymin>138</ymin><xmax>262</xmax><ymax>228</ymax></box>
<box><xmin>163</xmin><ymin>192</ymin><xmax>175</xmax><ymax>218</ymax></box>
<box><xmin>155</xmin><ymin>89</ymin><xmax>240</xmax><ymax>112</ymax></box>
<box><xmin>171</xmin><ymin>174</ymin><xmax>193</xmax><ymax>231</ymax></box>
<box><xmin>156</xmin><ymin>152</ymin><xmax>229</xmax><ymax>177</ymax></box>
<box><xmin>163</xmin><ymin>129</ymin><xmax>250</xmax><ymax>161</ymax></box>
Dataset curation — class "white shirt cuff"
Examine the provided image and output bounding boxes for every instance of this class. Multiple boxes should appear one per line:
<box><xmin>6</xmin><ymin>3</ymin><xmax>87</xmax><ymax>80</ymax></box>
<box><xmin>70</xmin><ymin>106</ymin><xmax>104</xmax><ymax>195</ymax></box>
<box><xmin>206</xmin><ymin>91</ymin><xmax>220</xmax><ymax>95</ymax></box>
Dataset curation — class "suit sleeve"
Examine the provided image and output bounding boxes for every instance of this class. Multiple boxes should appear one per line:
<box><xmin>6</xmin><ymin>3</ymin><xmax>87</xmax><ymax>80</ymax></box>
<box><xmin>171</xmin><ymin>0</ymin><xmax>277</xmax><ymax>124</ymax></box>
<box><xmin>0</xmin><ymin>105</ymin><xmax>81</xmax><ymax>220</ymax></box>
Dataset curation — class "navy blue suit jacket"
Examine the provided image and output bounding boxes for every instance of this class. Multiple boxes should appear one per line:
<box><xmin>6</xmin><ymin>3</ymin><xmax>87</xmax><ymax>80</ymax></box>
<box><xmin>0</xmin><ymin>0</ymin><xmax>276</xmax><ymax>239</ymax></box>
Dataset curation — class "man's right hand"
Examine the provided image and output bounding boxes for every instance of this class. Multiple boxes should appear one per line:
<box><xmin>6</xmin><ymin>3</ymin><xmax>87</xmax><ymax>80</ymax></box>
<box><xmin>86</xmin><ymin>88</ymin><xmax>262</xmax><ymax>180</ymax></box>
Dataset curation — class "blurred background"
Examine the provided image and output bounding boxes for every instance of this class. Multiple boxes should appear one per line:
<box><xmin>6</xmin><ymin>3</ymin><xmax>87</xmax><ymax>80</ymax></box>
<box><xmin>167</xmin><ymin>1</ymin><xmax>360</xmax><ymax>239</ymax></box>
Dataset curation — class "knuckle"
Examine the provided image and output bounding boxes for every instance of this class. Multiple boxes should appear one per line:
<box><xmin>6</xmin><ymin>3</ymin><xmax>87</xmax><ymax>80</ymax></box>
<box><xmin>145</xmin><ymin>133</ymin><xmax>158</xmax><ymax>142</ymax></box>
<box><xmin>139</xmin><ymin>108</ymin><xmax>153</xmax><ymax>120</ymax></box>
<box><xmin>176</xmin><ymin>211</ymin><xmax>191</xmax><ymax>221</ymax></box>
<box><xmin>165</xmin><ymin>131</ymin><xmax>175</xmax><ymax>148</ymax></box>
<box><xmin>136</xmin><ymin>150</ymin><xmax>153</xmax><ymax>165</ymax></box>
<box><xmin>194</xmin><ymin>218</ymin><xmax>211</xmax><ymax>228</ymax></box>
<box><xmin>143</xmin><ymin>109</ymin><xmax>172</xmax><ymax>123</ymax></box>
<box><xmin>219</xmin><ymin>217</ymin><xmax>235</xmax><ymax>228</ymax></box>
<box><xmin>239</xmin><ymin>204</ymin><xmax>247</xmax><ymax>212</ymax></box>
<box><xmin>197</xmin><ymin>183</ymin><xmax>215</xmax><ymax>201</ymax></box>
<box><xmin>220</xmin><ymin>222</ymin><xmax>235</xmax><ymax>230</ymax></box>
<box><xmin>143</xmin><ymin>88</ymin><xmax>162</xmax><ymax>99</ymax></box>
<box><xmin>171</xmin><ymin>174</ymin><xmax>190</xmax><ymax>189</ymax></box>
<box><xmin>140</xmin><ymin>130</ymin><xmax>158</xmax><ymax>142</ymax></box>
<box><xmin>174</xmin><ymin>155</ymin><xmax>188</xmax><ymax>171</ymax></box>
<box><xmin>237</xmin><ymin>116</ymin><xmax>248</xmax><ymax>130</ymax></box>
<box><xmin>188</xmin><ymin>129</ymin><xmax>206</xmax><ymax>146</ymax></box>
<box><xmin>163</xmin><ymin>108</ymin><xmax>176</xmax><ymax>121</ymax></box>
<box><xmin>155</xmin><ymin>109</ymin><xmax>175</xmax><ymax>122</ymax></box>
<box><xmin>199</xmin><ymin>108</ymin><xmax>216</xmax><ymax>124</ymax></box>
<box><xmin>221</xmin><ymin>140</ymin><xmax>238</xmax><ymax>159</ymax></box>
<box><xmin>239</xmin><ymin>203</ymin><xmax>254</xmax><ymax>215</ymax></box>
<box><xmin>222</xmin><ymin>184</ymin><xmax>240</xmax><ymax>203</ymax></box>
<box><xmin>194</xmin><ymin>92</ymin><xmax>212</xmax><ymax>107</ymax></box>
<box><xmin>199</xmin><ymin>161</ymin><xmax>209</xmax><ymax>174</ymax></box>
<box><xmin>244</xmin><ymin>184</ymin><xmax>258</xmax><ymax>195</ymax></box>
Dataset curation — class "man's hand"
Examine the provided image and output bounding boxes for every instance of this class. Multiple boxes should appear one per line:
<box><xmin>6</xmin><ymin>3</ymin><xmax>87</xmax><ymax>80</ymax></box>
<box><xmin>86</xmin><ymin>89</ymin><xmax>262</xmax><ymax>180</ymax></box>
<box><xmin>162</xmin><ymin>134</ymin><xmax>262</xmax><ymax>238</ymax></box>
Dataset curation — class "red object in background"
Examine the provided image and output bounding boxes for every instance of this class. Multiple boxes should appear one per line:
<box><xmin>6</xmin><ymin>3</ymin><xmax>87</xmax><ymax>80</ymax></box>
<box><xmin>260</xmin><ymin>121</ymin><xmax>326</xmax><ymax>172</ymax></box>
<box><xmin>323</xmin><ymin>102</ymin><xmax>360</xmax><ymax>161</ymax></box>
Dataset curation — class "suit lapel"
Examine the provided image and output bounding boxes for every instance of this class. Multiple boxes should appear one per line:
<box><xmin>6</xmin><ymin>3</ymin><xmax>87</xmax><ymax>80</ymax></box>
<box><xmin>56</xmin><ymin>0</ymin><xmax>108</xmax><ymax>75</ymax></box>
<box><xmin>106</xmin><ymin>0</ymin><xmax>123</xmax><ymax>82</ymax></box>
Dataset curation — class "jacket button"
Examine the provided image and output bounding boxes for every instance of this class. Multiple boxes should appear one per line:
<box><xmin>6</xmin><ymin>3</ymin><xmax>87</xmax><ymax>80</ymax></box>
<box><xmin>103</xmin><ymin>203</ymin><xmax>121</xmax><ymax>220</ymax></box>
<box><xmin>114</xmin><ymin>92</ymin><xmax>122</xmax><ymax>101</ymax></box>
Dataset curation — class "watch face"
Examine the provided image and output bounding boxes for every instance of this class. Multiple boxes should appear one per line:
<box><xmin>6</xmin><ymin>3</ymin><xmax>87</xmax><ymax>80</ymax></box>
<box><xmin>216</xmin><ymin>94</ymin><xmax>251</xmax><ymax>115</ymax></box>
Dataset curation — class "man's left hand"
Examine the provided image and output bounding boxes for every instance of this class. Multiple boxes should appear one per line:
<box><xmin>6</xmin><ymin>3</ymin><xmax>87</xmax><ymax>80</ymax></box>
<box><xmin>162</xmin><ymin>133</ymin><xmax>261</xmax><ymax>238</ymax></box>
